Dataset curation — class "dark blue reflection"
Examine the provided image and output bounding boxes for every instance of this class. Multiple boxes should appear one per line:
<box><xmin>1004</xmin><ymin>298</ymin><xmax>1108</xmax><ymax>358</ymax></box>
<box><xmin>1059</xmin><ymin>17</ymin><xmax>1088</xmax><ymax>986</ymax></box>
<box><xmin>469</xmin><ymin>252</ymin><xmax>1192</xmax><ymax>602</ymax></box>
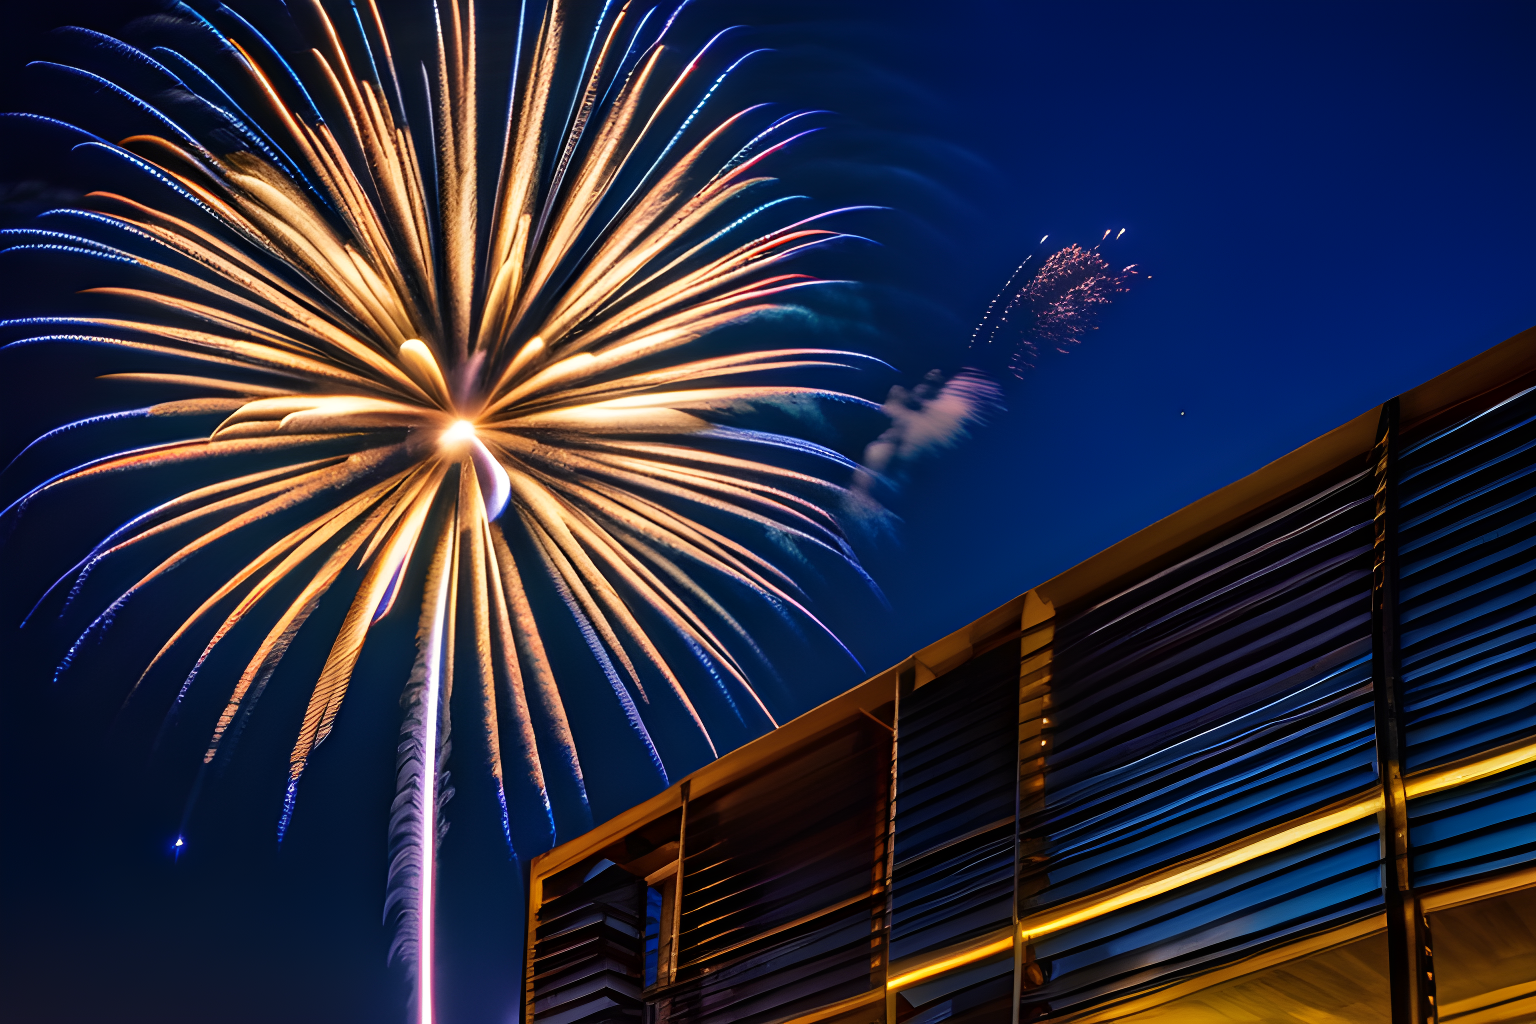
<box><xmin>643</xmin><ymin>886</ymin><xmax>663</xmax><ymax>987</ymax></box>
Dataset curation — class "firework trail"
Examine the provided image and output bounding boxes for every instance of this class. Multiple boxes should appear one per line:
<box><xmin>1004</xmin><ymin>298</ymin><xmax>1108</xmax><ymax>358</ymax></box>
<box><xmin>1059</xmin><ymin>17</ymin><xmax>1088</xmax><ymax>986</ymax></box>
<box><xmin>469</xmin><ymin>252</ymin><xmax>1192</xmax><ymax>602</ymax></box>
<box><xmin>0</xmin><ymin>2</ymin><xmax>886</xmax><ymax>1017</ymax></box>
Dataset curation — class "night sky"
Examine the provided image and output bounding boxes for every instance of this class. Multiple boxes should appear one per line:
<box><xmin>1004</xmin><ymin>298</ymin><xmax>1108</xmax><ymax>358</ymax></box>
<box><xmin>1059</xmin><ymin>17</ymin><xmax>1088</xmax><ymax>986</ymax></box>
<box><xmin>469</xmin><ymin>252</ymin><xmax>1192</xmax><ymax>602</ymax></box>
<box><xmin>1</xmin><ymin>2</ymin><xmax>1532</xmax><ymax>1022</ymax></box>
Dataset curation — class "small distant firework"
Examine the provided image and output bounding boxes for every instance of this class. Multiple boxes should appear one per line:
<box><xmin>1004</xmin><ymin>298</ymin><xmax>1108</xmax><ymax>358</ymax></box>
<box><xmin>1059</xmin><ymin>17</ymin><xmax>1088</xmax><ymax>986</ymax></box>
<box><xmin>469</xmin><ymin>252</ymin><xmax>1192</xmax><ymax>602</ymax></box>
<box><xmin>971</xmin><ymin>240</ymin><xmax>1139</xmax><ymax>376</ymax></box>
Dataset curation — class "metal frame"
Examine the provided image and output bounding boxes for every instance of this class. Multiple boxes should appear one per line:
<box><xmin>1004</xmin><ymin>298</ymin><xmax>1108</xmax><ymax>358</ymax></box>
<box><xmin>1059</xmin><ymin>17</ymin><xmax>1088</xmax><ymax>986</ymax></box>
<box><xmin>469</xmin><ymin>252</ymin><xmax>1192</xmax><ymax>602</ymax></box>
<box><xmin>667</xmin><ymin>781</ymin><xmax>689</xmax><ymax>988</ymax></box>
<box><xmin>1371</xmin><ymin>398</ymin><xmax>1436</xmax><ymax>1024</ymax></box>
<box><xmin>883</xmin><ymin>667</ymin><xmax>910</xmax><ymax>1024</ymax></box>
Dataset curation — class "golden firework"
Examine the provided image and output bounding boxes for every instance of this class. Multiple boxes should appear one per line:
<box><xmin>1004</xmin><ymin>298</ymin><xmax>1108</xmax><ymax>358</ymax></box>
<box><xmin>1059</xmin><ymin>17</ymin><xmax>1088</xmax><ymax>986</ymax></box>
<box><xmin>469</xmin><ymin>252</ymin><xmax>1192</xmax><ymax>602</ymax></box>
<box><xmin>2</xmin><ymin>2</ymin><xmax>879</xmax><ymax>1014</ymax></box>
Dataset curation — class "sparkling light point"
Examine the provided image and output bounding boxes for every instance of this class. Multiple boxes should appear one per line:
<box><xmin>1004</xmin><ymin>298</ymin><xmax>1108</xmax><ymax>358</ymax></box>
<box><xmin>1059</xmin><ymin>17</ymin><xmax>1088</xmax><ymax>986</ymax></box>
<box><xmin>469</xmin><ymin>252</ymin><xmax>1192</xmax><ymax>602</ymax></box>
<box><xmin>442</xmin><ymin>420</ymin><xmax>476</xmax><ymax>444</ymax></box>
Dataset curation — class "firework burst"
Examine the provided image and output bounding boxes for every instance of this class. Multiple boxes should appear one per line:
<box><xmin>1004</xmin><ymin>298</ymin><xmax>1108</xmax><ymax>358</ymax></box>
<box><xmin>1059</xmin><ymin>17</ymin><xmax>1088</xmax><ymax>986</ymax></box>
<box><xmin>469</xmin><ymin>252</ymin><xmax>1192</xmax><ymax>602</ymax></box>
<box><xmin>0</xmin><ymin>1</ymin><xmax>883</xmax><ymax>1016</ymax></box>
<box><xmin>971</xmin><ymin>241</ymin><xmax>1138</xmax><ymax>375</ymax></box>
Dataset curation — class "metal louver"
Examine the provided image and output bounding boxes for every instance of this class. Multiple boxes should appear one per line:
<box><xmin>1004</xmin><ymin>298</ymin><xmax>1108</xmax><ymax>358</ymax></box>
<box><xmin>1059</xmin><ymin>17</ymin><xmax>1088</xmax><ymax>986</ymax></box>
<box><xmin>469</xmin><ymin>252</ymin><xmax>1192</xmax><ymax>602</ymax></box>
<box><xmin>656</xmin><ymin>717</ymin><xmax>891</xmax><ymax>1024</ymax></box>
<box><xmin>890</xmin><ymin>642</ymin><xmax>1021</xmax><ymax>965</ymax></box>
<box><xmin>1032</xmin><ymin>467</ymin><xmax>1377</xmax><ymax>1012</ymax></box>
<box><xmin>520</xmin><ymin>329</ymin><xmax>1536</xmax><ymax>1024</ymax></box>
<box><xmin>530</xmin><ymin>862</ymin><xmax>647</xmax><ymax>1024</ymax></box>
<box><xmin>1399</xmin><ymin>385</ymin><xmax>1536</xmax><ymax>887</ymax></box>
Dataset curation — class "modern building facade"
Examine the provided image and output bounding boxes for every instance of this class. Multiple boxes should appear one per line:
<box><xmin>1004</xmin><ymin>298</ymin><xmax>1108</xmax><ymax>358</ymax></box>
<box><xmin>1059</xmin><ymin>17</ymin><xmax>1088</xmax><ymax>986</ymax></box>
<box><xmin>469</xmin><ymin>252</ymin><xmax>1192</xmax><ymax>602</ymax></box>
<box><xmin>522</xmin><ymin>327</ymin><xmax>1536</xmax><ymax>1024</ymax></box>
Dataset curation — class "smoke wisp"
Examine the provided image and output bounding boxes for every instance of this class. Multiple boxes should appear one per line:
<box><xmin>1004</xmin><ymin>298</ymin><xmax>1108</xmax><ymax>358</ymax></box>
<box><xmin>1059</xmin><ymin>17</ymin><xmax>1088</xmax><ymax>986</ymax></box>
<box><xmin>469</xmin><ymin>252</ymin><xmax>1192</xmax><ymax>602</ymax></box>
<box><xmin>852</xmin><ymin>369</ymin><xmax>1004</xmax><ymax>503</ymax></box>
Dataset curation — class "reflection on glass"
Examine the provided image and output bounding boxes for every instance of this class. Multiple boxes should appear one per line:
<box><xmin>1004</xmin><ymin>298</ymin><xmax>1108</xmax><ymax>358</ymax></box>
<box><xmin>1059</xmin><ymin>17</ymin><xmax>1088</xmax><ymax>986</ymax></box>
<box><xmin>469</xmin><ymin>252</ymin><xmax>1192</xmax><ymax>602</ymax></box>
<box><xmin>1429</xmin><ymin>886</ymin><xmax>1536</xmax><ymax>1023</ymax></box>
<box><xmin>645</xmin><ymin>886</ymin><xmax>665</xmax><ymax>989</ymax></box>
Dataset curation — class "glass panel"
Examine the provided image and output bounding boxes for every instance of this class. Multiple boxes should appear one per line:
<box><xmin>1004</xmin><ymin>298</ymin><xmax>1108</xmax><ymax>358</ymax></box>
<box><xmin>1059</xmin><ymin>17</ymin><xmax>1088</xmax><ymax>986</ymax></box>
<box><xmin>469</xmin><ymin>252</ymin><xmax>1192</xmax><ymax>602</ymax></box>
<box><xmin>1428</xmin><ymin>886</ymin><xmax>1536</xmax><ymax>1023</ymax></box>
<box><xmin>645</xmin><ymin>885</ymin><xmax>664</xmax><ymax>988</ymax></box>
<box><xmin>1111</xmin><ymin>930</ymin><xmax>1389</xmax><ymax>1023</ymax></box>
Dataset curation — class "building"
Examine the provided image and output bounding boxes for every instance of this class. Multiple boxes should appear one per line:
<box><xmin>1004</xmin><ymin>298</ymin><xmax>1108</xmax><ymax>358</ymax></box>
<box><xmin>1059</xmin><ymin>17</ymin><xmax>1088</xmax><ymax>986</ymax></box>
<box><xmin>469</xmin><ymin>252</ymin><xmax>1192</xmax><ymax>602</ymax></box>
<box><xmin>520</xmin><ymin>327</ymin><xmax>1536</xmax><ymax>1024</ymax></box>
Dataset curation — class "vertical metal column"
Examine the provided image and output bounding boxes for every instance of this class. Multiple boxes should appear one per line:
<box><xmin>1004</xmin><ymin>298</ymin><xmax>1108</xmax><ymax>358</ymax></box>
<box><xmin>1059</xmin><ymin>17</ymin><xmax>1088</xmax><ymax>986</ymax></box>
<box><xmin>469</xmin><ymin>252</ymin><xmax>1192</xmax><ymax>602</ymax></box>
<box><xmin>884</xmin><ymin>667</ymin><xmax>911</xmax><ymax>1024</ymax></box>
<box><xmin>1370</xmin><ymin>398</ymin><xmax>1436</xmax><ymax>1024</ymax></box>
<box><xmin>520</xmin><ymin>860</ymin><xmax>540</xmax><ymax>1024</ymax></box>
<box><xmin>667</xmin><ymin>781</ymin><xmax>690</xmax><ymax>986</ymax></box>
<box><xmin>1013</xmin><ymin>593</ymin><xmax>1054</xmax><ymax>1024</ymax></box>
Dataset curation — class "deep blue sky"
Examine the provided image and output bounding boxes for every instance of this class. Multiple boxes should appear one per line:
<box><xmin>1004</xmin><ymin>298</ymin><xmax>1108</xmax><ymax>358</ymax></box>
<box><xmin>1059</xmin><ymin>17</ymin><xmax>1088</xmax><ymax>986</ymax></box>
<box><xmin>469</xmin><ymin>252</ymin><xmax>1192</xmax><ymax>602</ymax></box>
<box><xmin>838</xmin><ymin>0</ymin><xmax>1536</xmax><ymax>675</ymax></box>
<box><xmin>1</xmin><ymin>2</ymin><xmax>1532</xmax><ymax>1022</ymax></box>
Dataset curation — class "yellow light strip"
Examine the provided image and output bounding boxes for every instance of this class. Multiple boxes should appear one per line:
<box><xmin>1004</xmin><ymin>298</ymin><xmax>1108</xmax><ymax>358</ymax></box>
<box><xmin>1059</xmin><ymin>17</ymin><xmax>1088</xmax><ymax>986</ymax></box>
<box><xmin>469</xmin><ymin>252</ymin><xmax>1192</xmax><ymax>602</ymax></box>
<box><xmin>1404</xmin><ymin>739</ymin><xmax>1536</xmax><ymax>798</ymax></box>
<box><xmin>884</xmin><ymin>736</ymin><xmax>1536</xmax><ymax>992</ymax></box>
<box><xmin>1016</xmin><ymin>792</ymin><xmax>1382</xmax><ymax>945</ymax></box>
<box><xmin>886</xmin><ymin>932</ymin><xmax>1013</xmax><ymax>990</ymax></box>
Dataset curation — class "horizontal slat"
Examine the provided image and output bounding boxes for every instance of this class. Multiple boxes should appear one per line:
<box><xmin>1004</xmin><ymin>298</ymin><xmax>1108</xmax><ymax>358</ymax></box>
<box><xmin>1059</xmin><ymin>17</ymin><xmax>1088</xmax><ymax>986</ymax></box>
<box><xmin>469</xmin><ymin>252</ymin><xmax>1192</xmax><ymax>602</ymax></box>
<box><xmin>1037</xmin><ymin>467</ymin><xmax>1378</xmax><ymax>1011</ymax></box>
<box><xmin>664</xmin><ymin>717</ymin><xmax>888</xmax><ymax>1024</ymax></box>
<box><xmin>658</xmin><ymin>907</ymin><xmax>879</xmax><ymax>1024</ymax></box>
<box><xmin>891</xmin><ymin>643</ymin><xmax>1019</xmax><ymax>962</ymax></box>
<box><xmin>678</xmin><ymin>722</ymin><xmax>886</xmax><ymax>969</ymax></box>
<box><xmin>1052</xmin><ymin>476</ymin><xmax>1373</xmax><ymax>789</ymax></box>
<box><xmin>1398</xmin><ymin>387</ymin><xmax>1536</xmax><ymax>820</ymax></box>
<box><xmin>1395</xmin><ymin>385</ymin><xmax>1536</xmax><ymax>904</ymax></box>
<box><xmin>1031</xmin><ymin>820</ymin><xmax>1381</xmax><ymax>1013</ymax></box>
<box><xmin>899</xmin><ymin>954</ymin><xmax>1015</xmax><ymax>1023</ymax></box>
<box><xmin>532</xmin><ymin>864</ymin><xmax>646</xmax><ymax>1024</ymax></box>
<box><xmin>889</xmin><ymin>825</ymin><xmax>1012</xmax><ymax>961</ymax></box>
<box><xmin>1409</xmin><ymin>760</ymin><xmax>1536</xmax><ymax>888</ymax></box>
